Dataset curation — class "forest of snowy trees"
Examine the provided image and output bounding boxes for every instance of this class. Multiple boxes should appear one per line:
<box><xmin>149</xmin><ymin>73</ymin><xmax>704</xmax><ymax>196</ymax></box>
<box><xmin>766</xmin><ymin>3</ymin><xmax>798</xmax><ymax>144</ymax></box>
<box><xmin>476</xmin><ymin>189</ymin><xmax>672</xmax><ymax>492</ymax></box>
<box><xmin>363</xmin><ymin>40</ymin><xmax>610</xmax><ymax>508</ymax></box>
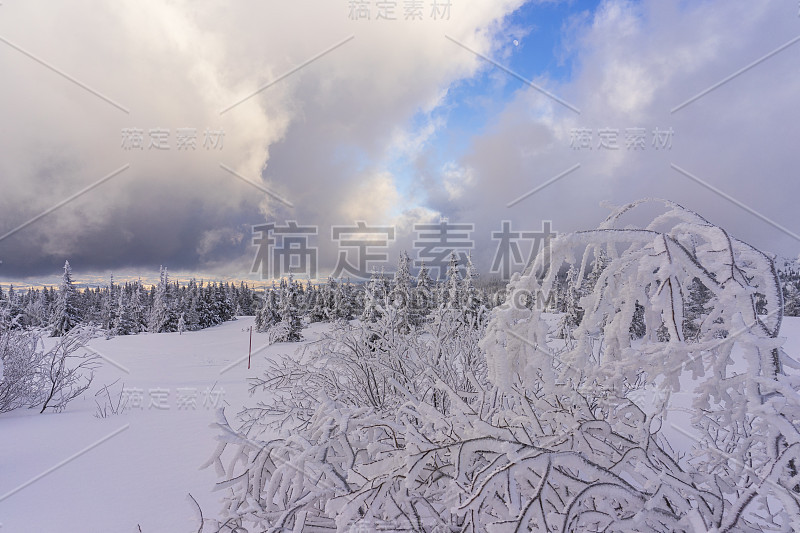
<box><xmin>0</xmin><ymin>262</ymin><xmax>258</xmax><ymax>337</ymax></box>
<box><xmin>2</xmin><ymin>250</ymin><xmax>799</xmax><ymax>341</ymax></box>
<box><xmin>252</xmin><ymin>251</ymin><xmax>489</xmax><ymax>343</ymax></box>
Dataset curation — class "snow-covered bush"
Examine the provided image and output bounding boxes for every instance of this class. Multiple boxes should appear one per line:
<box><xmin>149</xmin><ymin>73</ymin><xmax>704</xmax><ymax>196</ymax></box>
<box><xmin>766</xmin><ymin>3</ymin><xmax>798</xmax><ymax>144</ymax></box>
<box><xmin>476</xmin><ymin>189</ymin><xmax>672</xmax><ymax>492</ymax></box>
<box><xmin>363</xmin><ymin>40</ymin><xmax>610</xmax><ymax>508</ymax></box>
<box><xmin>203</xmin><ymin>305</ymin><xmax>487</xmax><ymax>531</ymax></box>
<box><xmin>0</xmin><ymin>328</ymin><xmax>44</xmax><ymax>413</ymax></box>
<box><xmin>0</xmin><ymin>327</ymin><xmax>98</xmax><ymax>413</ymax></box>
<box><xmin>204</xmin><ymin>200</ymin><xmax>800</xmax><ymax>532</ymax></box>
<box><xmin>481</xmin><ymin>199</ymin><xmax>799</xmax><ymax>531</ymax></box>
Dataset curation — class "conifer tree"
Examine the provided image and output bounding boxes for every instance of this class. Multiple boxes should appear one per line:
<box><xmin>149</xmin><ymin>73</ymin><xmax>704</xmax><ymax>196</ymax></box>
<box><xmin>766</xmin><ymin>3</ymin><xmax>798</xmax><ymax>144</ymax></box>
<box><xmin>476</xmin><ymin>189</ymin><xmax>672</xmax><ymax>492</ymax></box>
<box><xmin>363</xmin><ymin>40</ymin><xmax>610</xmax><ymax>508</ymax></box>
<box><xmin>462</xmin><ymin>252</ymin><xmax>483</xmax><ymax>326</ymax></box>
<box><xmin>443</xmin><ymin>251</ymin><xmax>462</xmax><ymax>310</ymax></box>
<box><xmin>272</xmin><ymin>276</ymin><xmax>303</xmax><ymax>342</ymax></box>
<box><xmin>361</xmin><ymin>269</ymin><xmax>384</xmax><ymax>323</ymax></box>
<box><xmin>333</xmin><ymin>279</ymin><xmax>354</xmax><ymax>321</ymax></box>
<box><xmin>148</xmin><ymin>266</ymin><xmax>173</xmax><ymax>333</ymax></box>
<box><xmin>413</xmin><ymin>261</ymin><xmax>434</xmax><ymax>325</ymax></box>
<box><xmin>256</xmin><ymin>285</ymin><xmax>280</xmax><ymax>332</ymax></box>
<box><xmin>389</xmin><ymin>251</ymin><xmax>413</xmax><ymax>333</ymax></box>
<box><xmin>51</xmin><ymin>260</ymin><xmax>79</xmax><ymax>337</ymax></box>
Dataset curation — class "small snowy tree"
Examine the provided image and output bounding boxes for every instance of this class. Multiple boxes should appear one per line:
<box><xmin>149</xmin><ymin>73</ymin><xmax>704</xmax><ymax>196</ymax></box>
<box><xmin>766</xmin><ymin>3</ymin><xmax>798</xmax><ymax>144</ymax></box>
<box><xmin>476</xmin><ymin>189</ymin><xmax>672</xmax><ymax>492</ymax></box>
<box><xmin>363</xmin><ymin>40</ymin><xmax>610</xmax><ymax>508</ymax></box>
<box><xmin>442</xmin><ymin>251</ymin><xmax>462</xmax><ymax>310</ymax></box>
<box><xmin>269</xmin><ymin>277</ymin><xmax>303</xmax><ymax>343</ymax></box>
<box><xmin>332</xmin><ymin>279</ymin><xmax>354</xmax><ymax>322</ymax></box>
<box><xmin>111</xmin><ymin>291</ymin><xmax>134</xmax><ymax>336</ymax></box>
<box><xmin>412</xmin><ymin>261</ymin><xmax>434</xmax><ymax>326</ymax></box>
<box><xmin>360</xmin><ymin>269</ymin><xmax>384</xmax><ymax>323</ymax></box>
<box><xmin>51</xmin><ymin>260</ymin><xmax>80</xmax><ymax>337</ymax></box>
<box><xmin>177</xmin><ymin>312</ymin><xmax>186</xmax><ymax>335</ymax></box>
<box><xmin>388</xmin><ymin>251</ymin><xmax>413</xmax><ymax>333</ymax></box>
<box><xmin>255</xmin><ymin>286</ymin><xmax>279</xmax><ymax>332</ymax></box>
<box><xmin>461</xmin><ymin>251</ymin><xmax>484</xmax><ymax>327</ymax></box>
<box><xmin>148</xmin><ymin>266</ymin><xmax>173</xmax><ymax>333</ymax></box>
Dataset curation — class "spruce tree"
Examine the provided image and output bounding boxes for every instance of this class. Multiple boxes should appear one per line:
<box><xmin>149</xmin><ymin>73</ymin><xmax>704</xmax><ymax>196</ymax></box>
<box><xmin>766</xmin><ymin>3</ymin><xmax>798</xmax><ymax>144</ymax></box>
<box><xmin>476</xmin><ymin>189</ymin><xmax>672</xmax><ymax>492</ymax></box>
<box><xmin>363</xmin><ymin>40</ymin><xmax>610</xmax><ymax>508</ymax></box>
<box><xmin>333</xmin><ymin>279</ymin><xmax>354</xmax><ymax>321</ymax></box>
<box><xmin>273</xmin><ymin>275</ymin><xmax>303</xmax><ymax>342</ymax></box>
<box><xmin>51</xmin><ymin>260</ymin><xmax>79</xmax><ymax>337</ymax></box>
<box><xmin>256</xmin><ymin>286</ymin><xmax>280</xmax><ymax>332</ymax></box>
<box><xmin>443</xmin><ymin>251</ymin><xmax>462</xmax><ymax>310</ymax></box>
<box><xmin>149</xmin><ymin>266</ymin><xmax>173</xmax><ymax>333</ymax></box>
<box><xmin>361</xmin><ymin>269</ymin><xmax>384</xmax><ymax>323</ymax></box>
<box><xmin>462</xmin><ymin>252</ymin><xmax>483</xmax><ymax>326</ymax></box>
<box><xmin>389</xmin><ymin>251</ymin><xmax>412</xmax><ymax>333</ymax></box>
<box><xmin>413</xmin><ymin>261</ymin><xmax>434</xmax><ymax>325</ymax></box>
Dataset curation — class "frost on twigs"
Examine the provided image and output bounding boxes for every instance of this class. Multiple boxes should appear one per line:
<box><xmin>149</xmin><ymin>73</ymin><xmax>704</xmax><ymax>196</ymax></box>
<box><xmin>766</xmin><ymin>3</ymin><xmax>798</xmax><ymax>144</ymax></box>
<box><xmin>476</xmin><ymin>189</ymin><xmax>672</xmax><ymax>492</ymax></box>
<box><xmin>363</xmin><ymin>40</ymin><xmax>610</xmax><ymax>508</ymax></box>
<box><xmin>482</xmin><ymin>198</ymin><xmax>799</xmax><ymax>531</ymax></box>
<box><xmin>204</xmin><ymin>199</ymin><xmax>800</xmax><ymax>532</ymax></box>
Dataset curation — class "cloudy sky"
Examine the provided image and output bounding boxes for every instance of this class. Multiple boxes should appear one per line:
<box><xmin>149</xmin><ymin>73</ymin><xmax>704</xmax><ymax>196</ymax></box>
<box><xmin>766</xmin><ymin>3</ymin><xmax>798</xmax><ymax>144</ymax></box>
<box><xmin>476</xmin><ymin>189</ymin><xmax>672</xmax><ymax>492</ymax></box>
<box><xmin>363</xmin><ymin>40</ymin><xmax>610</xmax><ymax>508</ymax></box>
<box><xmin>0</xmin><ymin>0</ymin><xmax>798</xmax><ymax>287</ymax></box>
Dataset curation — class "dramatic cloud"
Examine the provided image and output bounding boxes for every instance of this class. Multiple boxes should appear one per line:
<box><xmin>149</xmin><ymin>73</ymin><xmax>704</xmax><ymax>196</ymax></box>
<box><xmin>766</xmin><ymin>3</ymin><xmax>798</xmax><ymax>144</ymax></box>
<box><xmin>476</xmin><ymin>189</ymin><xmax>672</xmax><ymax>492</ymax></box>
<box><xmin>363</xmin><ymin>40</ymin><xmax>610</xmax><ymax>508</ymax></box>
<box><xmin>0</xmin><ymin>0</ymin><xmax>526</xmax><ymax>282</ymax></box>
<box><xmin>1</xmin><ymin>0</ymin><xmax>798</xmax><ymax>285</ymax></box>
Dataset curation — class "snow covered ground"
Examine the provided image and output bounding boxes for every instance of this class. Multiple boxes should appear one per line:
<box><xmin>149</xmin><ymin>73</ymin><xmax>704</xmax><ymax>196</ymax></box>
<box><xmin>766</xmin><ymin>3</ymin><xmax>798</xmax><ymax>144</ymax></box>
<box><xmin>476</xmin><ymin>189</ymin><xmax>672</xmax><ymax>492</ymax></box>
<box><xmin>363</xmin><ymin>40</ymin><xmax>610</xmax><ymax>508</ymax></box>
<box><xmin>2</xmin><ymin>316</ymin><xmax>800</xmax><ymax>531</ymax></box>
<box><xmin>0</xmin><ymin>317</ymin><xmax>329</xmax><ymax>532</ymax></box>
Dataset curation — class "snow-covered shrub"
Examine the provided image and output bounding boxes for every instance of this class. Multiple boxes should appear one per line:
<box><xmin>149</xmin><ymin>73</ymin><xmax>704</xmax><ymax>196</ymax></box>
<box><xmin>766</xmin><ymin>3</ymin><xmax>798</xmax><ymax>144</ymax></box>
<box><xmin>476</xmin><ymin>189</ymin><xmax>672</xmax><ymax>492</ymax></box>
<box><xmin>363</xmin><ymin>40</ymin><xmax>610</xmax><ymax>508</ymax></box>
<box><xmin>481</xmin><ymin>199</ymin><xmax>799</xmax><ymax>531</ymax></box>
<box><xmin>0</xmin><ymin>327</ymin><xmax>98</xmax><ymax>413</ymax></box>
<box><xmin>0</xmin><ymin>328</ymin><xmax>45</xmax><ymax>413</ymax></box>
<box><xmin>203</xmin><ymin>306</ymin><xmax>487</xmax><ymax>531</ymax></box>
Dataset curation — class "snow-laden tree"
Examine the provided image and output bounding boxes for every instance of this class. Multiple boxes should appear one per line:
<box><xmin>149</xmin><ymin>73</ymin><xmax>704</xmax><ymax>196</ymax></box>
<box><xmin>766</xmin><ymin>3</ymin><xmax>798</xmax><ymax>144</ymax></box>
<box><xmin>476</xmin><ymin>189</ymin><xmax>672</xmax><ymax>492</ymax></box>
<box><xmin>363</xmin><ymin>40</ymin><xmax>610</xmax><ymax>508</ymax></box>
<box><xmin>332</xmin><ymin>279</ymin><xmax>354</xmax><ymax>322</ymax></box>
<box><xmin>461</xmin><ymin>251</ymin><xmax>484</xmax><ymax>327</ymax></box>
<box><xmin>268</xmin><ymin>276</ymin><xmax>303</xmax><ymax>343</ymax></box>
<box><xmin>112</xmin><ymin>291</ymin><xmax>134</xmax><ymax>336</ymax></box>
<box><xmin>305</xmin><ymin>284</ymin><xmax>327</xmax><ymax>324</ymax></box>
<box><xmin>51</xmin><ymin>260</ymin><xmax>80</xmax><ymax>337</ymax></box>
<box><xmin>388</xmin><ymin>251</ymin><xmax>413</xmax><ymax>333</ymax></box>
<box><xmin>360</xmin><ymin>269</ymin><xmax>384</xmax><ymax>323</ymax></box>
<box><xmin>412</xmin><ymin>260</ymin><xmax>434</xmax><ymax>326</ymax></box>
<box><xmin>177</xmin><ymin>312</ymin><xmax>186</xmax><ymax>335</ymax></box>
<box><xmin>255</xmin><ymin>286</ymin><xmax>278</xmax><ymax>333</ymax></box>
<box><xmin>148</xmin><ymin>266</ymin><xmax>173</xmax><ymax>333</ymax></box>
<box><xmin>442</xmin><ymin>251</ymin><xmax>462</xmax><ymax>310</ymax></box>
<box><xmin>556</xmin><ymin>264</ymin><xmax>582</xmax><ymax>341</ymax></box>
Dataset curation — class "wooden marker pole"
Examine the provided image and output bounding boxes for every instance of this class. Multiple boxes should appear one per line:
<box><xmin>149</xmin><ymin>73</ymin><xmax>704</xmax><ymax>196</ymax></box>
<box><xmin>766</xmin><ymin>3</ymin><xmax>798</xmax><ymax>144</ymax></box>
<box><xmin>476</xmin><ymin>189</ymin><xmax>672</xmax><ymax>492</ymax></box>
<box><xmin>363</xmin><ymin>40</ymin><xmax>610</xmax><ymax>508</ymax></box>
<box><xmin>248</xmin><ymin>326</ymin><xmax>253</xmax><ymax>369</ymax></box>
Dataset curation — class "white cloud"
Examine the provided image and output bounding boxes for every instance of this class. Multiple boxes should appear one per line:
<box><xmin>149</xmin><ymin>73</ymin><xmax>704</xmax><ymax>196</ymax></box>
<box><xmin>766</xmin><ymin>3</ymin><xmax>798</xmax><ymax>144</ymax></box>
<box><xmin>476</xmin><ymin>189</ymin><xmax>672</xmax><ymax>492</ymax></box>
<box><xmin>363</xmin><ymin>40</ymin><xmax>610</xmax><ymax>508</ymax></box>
<box><xmin>442</xmin><ymin>162</ymin><xmax>476</xmax><ymax>200</ymax></box>
<box><xmin>428</xmin><ymin>0</ymin><xmax>800</xmax><ymax>266</ymax></box>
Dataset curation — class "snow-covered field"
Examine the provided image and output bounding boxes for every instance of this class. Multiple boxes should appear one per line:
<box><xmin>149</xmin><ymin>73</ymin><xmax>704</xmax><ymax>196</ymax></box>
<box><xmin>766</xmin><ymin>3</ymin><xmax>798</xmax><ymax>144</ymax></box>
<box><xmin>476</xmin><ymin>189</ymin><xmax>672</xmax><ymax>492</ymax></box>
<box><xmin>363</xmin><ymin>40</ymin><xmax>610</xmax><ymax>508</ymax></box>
<box><xmin>2</xmin><ymin>316</ymin><xmax>800</xmax><ymax>531</ymax></box>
